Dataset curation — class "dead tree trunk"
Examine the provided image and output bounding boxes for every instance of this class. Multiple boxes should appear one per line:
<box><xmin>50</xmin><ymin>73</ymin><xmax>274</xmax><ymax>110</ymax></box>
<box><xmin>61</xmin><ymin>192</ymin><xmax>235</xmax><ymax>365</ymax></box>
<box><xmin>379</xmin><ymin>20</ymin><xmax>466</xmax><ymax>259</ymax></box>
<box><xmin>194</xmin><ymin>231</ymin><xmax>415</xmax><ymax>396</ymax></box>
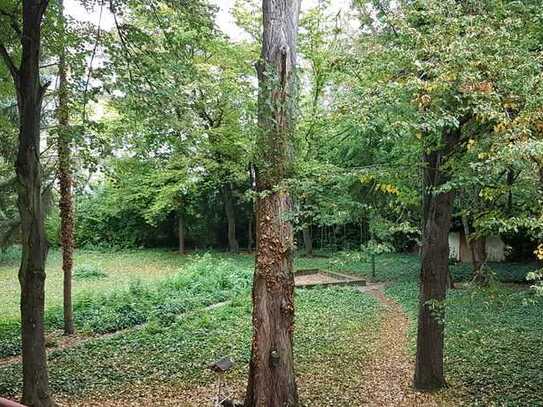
<box><xmin>223</xmin><ymin>183</ymin><xmax>239</xmax><ymax>253</ymax></box>
<box><xmin>0</xmin><ymin>0</ymin><xmax>54</xmax><ymax>405</ymax></box>
<box><xmin>245</xmin><ymin>1</ymin><xmax>301</xmax><ymax>406</ymax></box>
<box><xmin>57</xmin><ymin>0</ymin><xmax>75</xmax><ymax>336</ymax></box>
<box><xmin>414</xmin><ymin>127</ymin><xmax>459</xmax><ymax>391</ymax></box>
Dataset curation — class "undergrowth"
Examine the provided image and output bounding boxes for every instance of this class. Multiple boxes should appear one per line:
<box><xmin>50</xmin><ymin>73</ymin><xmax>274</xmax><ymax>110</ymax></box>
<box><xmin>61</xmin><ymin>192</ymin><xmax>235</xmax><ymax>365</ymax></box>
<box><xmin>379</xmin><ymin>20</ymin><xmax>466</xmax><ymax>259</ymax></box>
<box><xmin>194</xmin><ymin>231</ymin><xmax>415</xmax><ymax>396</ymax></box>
<box><xmin>0</xmin><ymin>287</ymin><xmax>380</xmax><ymax>400</ymax></box>
<box><xmin>0</xmin><ymin>254</ymin><xmax>252</xmax><ymax>358</ymax></box>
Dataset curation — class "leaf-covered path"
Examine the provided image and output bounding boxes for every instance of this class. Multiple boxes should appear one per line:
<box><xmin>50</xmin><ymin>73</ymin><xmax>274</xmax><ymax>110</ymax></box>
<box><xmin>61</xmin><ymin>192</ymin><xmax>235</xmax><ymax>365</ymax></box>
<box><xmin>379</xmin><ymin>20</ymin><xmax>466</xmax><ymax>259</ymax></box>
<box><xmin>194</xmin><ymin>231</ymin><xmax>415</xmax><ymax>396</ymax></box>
<box><xmin>356</xmin><ymin>286</ymin><xmax>438</xmax><ymax>406</ymax></box>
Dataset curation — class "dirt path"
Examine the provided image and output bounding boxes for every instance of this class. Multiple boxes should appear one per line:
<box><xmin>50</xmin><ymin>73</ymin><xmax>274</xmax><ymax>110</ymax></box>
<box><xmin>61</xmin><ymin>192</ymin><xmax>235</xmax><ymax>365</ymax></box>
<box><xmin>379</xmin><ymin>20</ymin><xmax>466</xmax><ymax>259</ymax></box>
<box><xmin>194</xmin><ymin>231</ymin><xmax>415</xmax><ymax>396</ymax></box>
<box><xmin>357</xmin><ymin>286</ymin><xmax>443</xmax><ymax>406</ymax></box>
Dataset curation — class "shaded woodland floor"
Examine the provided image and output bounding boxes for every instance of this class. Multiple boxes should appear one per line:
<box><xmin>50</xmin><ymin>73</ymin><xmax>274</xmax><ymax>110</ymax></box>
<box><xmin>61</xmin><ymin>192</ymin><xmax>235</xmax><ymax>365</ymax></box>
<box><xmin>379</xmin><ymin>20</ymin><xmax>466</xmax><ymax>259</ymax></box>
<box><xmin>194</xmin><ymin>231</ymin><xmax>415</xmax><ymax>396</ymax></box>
<box><xmin>1</xmin><ymin>249</ymin><xmax>542</xmax><ymax>406</ymax></box>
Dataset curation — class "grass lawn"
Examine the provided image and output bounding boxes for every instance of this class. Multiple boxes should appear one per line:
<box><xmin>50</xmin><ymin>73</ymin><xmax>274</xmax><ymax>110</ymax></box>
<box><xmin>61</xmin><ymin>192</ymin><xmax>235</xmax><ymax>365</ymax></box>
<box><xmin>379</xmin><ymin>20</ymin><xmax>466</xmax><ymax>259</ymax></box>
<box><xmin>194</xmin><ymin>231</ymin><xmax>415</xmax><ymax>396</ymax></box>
<box><xmin>0</xmin><ymin>248</ymin><xmax>195</xmax><ymax>320</ymax></box>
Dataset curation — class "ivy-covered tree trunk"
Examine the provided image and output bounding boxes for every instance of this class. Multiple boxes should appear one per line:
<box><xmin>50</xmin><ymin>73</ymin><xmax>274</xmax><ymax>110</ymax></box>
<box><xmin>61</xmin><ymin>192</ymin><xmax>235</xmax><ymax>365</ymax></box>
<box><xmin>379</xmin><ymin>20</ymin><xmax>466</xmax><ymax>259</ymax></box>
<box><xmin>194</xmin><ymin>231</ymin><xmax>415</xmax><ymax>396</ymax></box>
<box><xmin>223</xmin><ymin>183</ymin><xmax>239</xmax><ymax>253</ymax></box>
<box><xmin>57</xmin><ymin>0</ymin><xmax>75</xmax><ymax>336</ymax></box>
<box><xmin>245</xmin><ymin>0</ymin><xmax>301</xmax><ymax>406</ymax></box>
<box><xmin>414</xmin><ymin>127</ymin><xmax>459</xmax><ymax>391</ymax></box>
<box><xmin>1</xmin><ymin>0</ymin><xmax>54</xmax><ymax>405</ymax></box>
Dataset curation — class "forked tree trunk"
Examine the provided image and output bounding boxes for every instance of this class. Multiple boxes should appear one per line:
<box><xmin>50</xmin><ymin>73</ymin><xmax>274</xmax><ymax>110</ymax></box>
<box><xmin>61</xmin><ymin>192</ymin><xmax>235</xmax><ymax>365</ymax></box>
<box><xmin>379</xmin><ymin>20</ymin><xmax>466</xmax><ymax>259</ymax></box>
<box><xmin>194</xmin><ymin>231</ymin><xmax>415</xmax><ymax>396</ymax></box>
<box><xmin>414</xmin><ymin>127</ymin><xmax>459</xmax><ymax>391</ymax></box>
<box><xmin>245</xmin><ymin>1</ymin><xmax>301</xmax><ymax>406</ymax></box>
<box><xmin>4</xmin><ymin>0</ymin><xmax>54</xmax><ymax>405</ymax></box>
<box><xmin>223</xmin><ymin>183</ymin><xmax>239</xmax><ymax>253</ymax></box>
<box><xmin>302</xmin><ymin>225</ymin><xmax>312</xmax><ymax>256</ymax></box>
<box><xmin>57</xmin><ymin>0</ymin><xmax>75</xmax><ymax>336</ymax></box>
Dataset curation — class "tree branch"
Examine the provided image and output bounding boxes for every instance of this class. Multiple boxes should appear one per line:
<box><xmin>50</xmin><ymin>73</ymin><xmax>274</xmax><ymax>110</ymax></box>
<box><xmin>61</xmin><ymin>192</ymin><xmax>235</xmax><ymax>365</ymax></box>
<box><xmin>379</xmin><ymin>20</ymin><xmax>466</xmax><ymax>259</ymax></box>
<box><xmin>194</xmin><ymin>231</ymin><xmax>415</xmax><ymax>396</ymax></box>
<box><xmin>0</xmin><ymin>42</ymin><xmax>19</xmax><ymax>82</ymax></box>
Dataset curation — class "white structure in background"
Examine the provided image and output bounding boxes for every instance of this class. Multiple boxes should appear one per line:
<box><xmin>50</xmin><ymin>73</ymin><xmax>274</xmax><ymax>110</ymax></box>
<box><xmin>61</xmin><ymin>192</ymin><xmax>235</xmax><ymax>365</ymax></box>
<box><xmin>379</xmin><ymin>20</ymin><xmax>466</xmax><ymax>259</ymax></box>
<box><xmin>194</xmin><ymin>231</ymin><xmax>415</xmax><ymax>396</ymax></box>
<box><xmin>448</xmin><ymin>232</ymin><xmax>506</xmax><ymax>262</ymax></box>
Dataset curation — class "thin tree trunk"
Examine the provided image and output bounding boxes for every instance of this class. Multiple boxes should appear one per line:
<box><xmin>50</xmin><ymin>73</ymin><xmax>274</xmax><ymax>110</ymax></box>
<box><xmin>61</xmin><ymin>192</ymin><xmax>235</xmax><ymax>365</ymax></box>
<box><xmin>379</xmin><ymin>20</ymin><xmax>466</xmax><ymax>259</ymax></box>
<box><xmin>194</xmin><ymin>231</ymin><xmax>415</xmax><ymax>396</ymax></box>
<box><xmin>223</xmin><ymin>183</ymin><xmax>239</xmax><ymax>253</ymax></box>
<box><xmin>461</xmin><ymin>214</ymin><xmax>488</xmax><ymax>284</ymax></box>
<box><xmin>302</xmin><ymin>225</ymin><xmax>312</xmax><ymax>256</ymax></box>
<box><xmin>1</xmin><ymin>0</ymin><xmax>54</xmax><ymax>405</ymax></box>
<box><xmin>178</xmin><ymin>212</ymin><xmax>185</xmax><ymax>255</ymax></box>
<box><xmin>414</xmin><ymin>127</ymin><xmax>459</xmax><ymax>391</ymax></box>
<box><xmin>248</xmin><ymin>214</ymin><xmax>253</xmax><ymax>252</ymax></box>
<box><xmin>245</xmin><ymin>0</ymin><xmax>301</xmax><ymax>405</ymax></box>
<box><xmin>57</xmin><ymin>0</ymin><xmax>75</xmax><ymax>336</ymax></box>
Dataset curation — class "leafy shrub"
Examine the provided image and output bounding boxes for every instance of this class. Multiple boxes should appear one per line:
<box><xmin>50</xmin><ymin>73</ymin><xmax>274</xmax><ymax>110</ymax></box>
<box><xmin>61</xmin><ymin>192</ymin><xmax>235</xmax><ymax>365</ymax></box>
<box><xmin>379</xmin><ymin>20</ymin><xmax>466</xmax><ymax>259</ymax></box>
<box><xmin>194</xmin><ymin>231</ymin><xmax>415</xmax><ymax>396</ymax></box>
<box><xmin>73</xmin><ymin>264</ymin><xmax>108</xmax><ymax>280</ymax></box>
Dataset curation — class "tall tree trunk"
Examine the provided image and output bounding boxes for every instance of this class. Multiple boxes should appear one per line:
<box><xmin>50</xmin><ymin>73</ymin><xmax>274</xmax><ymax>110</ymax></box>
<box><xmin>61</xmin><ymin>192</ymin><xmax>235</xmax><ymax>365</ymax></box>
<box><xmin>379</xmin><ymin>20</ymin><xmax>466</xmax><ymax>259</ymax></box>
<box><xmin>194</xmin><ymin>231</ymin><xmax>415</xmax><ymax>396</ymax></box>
<box><xmin>57</xmin><ymin>0</ymin><xmax>74</xmax><ymax>336</ymax></box>
<box><xmin>248</xmin><ymin>214</ymin><xmax>254</xmax><ymax>252</ymax></box>
<box><xmin>248</xmin><ymin>164</ymin><xmax>256</xmax><ymax>253</ymax></box>
<box><xmin>414</xmin><ymin>127</ymin><xmax>459</xmax><ymax>391</ymax></box>
<box><xmin>245</xmin><ymin>1</ymin><xmax>301</xmax><ymax>406</ymax></box>
<box><xmin>1</xmin><ymin>0</ymin><xmax>54</xmax><ymax>405</ymax></box>
<box><xmin>178</xmin><ymin>211</ymin><xmax>185</xmax><ymax>255</ymax></box>
<box><xmin>223</xmin><ymin>183</ymin><xmax>239</xmax><ymax>253</ymax></box>
<box><xmin>302</xmin><ymin>225</ymin><xmax>312</xmax><ymax>256</ymax></box>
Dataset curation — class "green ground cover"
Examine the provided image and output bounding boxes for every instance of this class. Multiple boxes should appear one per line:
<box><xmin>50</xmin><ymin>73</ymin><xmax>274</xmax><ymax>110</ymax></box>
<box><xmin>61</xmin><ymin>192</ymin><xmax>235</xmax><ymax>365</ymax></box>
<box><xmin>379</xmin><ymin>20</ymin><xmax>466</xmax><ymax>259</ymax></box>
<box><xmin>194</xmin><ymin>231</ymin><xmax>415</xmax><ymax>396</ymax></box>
<box><xmin>1</xmin><ymin>249</ymin><xmax>542</xmax><ymax>405</ymax></box>
<box><xmin>385</xmin><ymin>274</ymin><xmax>543</xmax><ymax>406</ymax></box>
<box><xmin>0</xmin><ymin>252</ymin><xmax>381</xmax><ymax>400</ymax></box>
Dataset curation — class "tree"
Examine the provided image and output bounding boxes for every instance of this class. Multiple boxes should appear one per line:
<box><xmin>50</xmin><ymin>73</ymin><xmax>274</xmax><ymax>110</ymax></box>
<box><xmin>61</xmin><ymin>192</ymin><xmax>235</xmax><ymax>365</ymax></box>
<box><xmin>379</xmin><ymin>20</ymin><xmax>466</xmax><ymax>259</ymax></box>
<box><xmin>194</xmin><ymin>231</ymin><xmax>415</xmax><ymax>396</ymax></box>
<box><xmin>56</xmin><ymin>0</ymin><xmax>75</xmax><ymax>336</ymax></box>
<box><xmin>0</xmin><ymin>0</ymin><xmax>54</xmax><ymax>405</ymax></box>
<box><xmin>415</xmin><ymin>126</ymin><xmax>460</xmax><ymax>389</ymax></box>
<box><xmin>245</xmin><ymin>0</ymin><xmax>301</xmax><ymax>406</ymax></box>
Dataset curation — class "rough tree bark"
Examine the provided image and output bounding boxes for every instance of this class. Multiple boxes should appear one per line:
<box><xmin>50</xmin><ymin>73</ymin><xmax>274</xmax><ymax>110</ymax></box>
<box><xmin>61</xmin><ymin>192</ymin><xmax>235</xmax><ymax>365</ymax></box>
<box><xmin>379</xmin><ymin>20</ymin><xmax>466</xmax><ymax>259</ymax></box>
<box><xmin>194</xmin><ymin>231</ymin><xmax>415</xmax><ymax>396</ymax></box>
<box><xmin>244</xmin><ymin>0</ymin><xmax>301</xmax><ymax>406</ymax></box>
<box><xmin>223</xmin><ymin>183</ymin><xmax>239</xmax><ymax>253</ymax></box>
<box><xmin>57</xmin><ymin>0</ymin><xmax>75</xmax><ymax>336</ymax></box>
<box><xmin>0</xmin><ymin>0</ymin><xmax>54</xmax><ymax>405</ymax></box>
<box><xmin>414</xmin><ymin>127</ymin><xmax>460</xmax><ymax>391</ymax></box>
